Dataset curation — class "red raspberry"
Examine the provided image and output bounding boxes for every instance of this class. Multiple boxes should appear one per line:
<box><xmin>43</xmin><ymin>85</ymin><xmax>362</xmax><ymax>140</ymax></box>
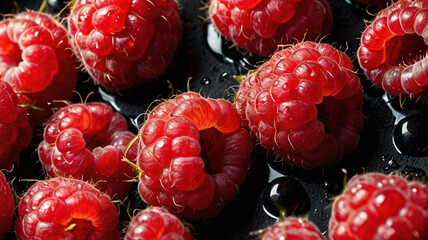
<box><xmin>137</xmin><ymin>92</ymin><xmax>253</xmax><ymax>220</ymax></box>
<box><xmin>15</xmin><ymin>177</ymin><xmax>120</xmax><ymax>240</ymax></box>
<box><xmin>357</xmin><ymin>0</ymin><xmax>428</xmax><ymax>103</ymax></box>
<box><xmin>209</xmin><ymin>0</ymin><xmax>333</xmax><ymax>57</ymax></box>
<box><xmin>0</xmin><ymin>172</ymin><xmax>14</xmax><ymax>239</ymax></box>
<box><xmin>124</xmin><ymin>206</ymin><xmax>192</xmax><ymax>240</ymax></box>
<box><xmin>38</xmin><ymin>102</ymin><xmax>138</xmax><ymax>199</ymax></box>
<box><xmin>0</xmin><ymin>11</ymin><xmax>79</xmax><ymax>126</ymax></box>
<box><xmin>68</xmin><ymin>0</ymin><xmax>182</xmax><ymax>92</ymax></box>
<box><xmin>234</xmin><ymin>41</ymin><xmax>364</xmax><ymax>169</ymax></box>
<box><xmin>0</xmin><ymin>81</ymin><xmax>32</xmax><ymax>171</ymax></box>
<box><xmin>329</xmin><ymin>172</ymin><xmax>428</xmax><ymax>240</ymax></box>
<box><xmin>261</xmin><ymin>217</ymin><xmax>327</xmax><ymax>240</ymax></box>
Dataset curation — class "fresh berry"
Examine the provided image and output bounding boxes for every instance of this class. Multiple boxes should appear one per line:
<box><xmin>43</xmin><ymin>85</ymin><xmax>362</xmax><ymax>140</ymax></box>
<box><xmin>234</xmin><ymin>41</ymin><xmax>364</xmax><ymax>169</ymax></box>
<box><xmin>15</xmin><ymin>177</ymin><xmax>120</xmax><ymax>240</ymax></box>
<box><xmin>329</xmin><ymin>172</ymin><xmax>428</xmax><ymax>240</ymax></box>
<box><xmin>124</xmin><ymin>206</ymin><xmax>192</xmax><ymax>240</ymax></box>
<box><xmin>0</xmin><ymin>11</ymin><xmax>79</xmax><ymax>126</ymax></box>
<box><xmin>137</xmin><ymin>92</ymin><xmax>253</xmax><ymax>219</ymax></box>
<box><xmin>68</xmin><ymin>0</ymin><xmax>182</xmax><ymax>91</ymax></box>
<box><xmin>357</xmin><ymin>0</ymin><xmax>428</xmax><ymax>103</ymax></box>
<box><xmin>38</xmin><ymin>102</ymin><xmax>138</xmax><ymax>199</ymax></box>
<box><xmin>261</xmin><ymin>217</ymin><xmax>327</xmax><ymax>240</ymax></box>
<box><xmin>209</xmin><ymin>0</ymin><xmax>333</xmax><ymax>57</ymax></box>
<box><xmin>0</xmin><ymin>81</ymin><xmax>33</xmax><ymax>171</ymax></box>
<box><xmin>0</xmin><ymin>171</ymin><xmax>14</xmax><ymax>239</ymax></box>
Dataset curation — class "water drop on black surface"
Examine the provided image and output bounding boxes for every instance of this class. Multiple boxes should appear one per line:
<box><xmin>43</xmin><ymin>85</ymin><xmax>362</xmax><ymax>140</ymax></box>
<box><xmin>220</xmin><ymin>72</ymin><xmax>232</xmax><ymax>82</ymax></box>
<box><xmin>200</xmin><ymin>77</ymin><xmax>211</xmax><ymax>85</ymax></box>
<box><xmin>400</xmin><ymin>166</ymin><xmax>428</xmax><ymax>184</ymax></box>
<box><xmin>393</xmin><ymin>114</ymin><xmax>428</xmax><ymax>157</ymax></box>
<box><xmin>381</xmin><ymin>156</ymin><xmax>401</xmax><ymax>173</ymax></box>
<box><xmin>262</xmin><ymin>177</ymin><xmax>310</xmax><ymax>219</ymax></box>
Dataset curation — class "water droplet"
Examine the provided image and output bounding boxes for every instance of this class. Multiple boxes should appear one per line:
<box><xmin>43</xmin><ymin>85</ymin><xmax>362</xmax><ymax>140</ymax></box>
<box><xmin>382</xmin><ymin>156</ymin><xmax>400</xmax><ymax>173</ymax></box>
<box><xmin>200</xmin><ymin>77</ymin><xmax>211</xmax><ymax>85</ymax></box>
<box><xmin>220</xmin><ymin>72</ymin><xmax>232</xmax><ymax>82</ymax></box>
<box><xmin>400</xmin><ymin>166</ymin><xmax>428</xmax><ymax>184</ymax></box>
<box><xmin>393</xmin><ymin>114</ymin><xmax>428</xmax><ymax>157</ymax></box>
<box><xmin>262</xmin><ymin>176</ymin><xmax>310</xmax><ymax>219</ymax></box>
<box><xmin>98</xmin><ymin>87</ymin><xmax>121</xmax><ymax>112</ymax></box>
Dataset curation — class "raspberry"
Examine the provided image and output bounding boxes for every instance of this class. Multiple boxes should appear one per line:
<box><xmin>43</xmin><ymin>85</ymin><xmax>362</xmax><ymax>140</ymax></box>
<box><xmin>329</xmin><ymin>172</ymin><xmax>428</xmax><ymax>240</ymax></box>
<box><xmin>0</xmin><ymin>172</ymin><xmax>14</xmax><ymax>239</ymax></box>
<box><xmin>0</xmin><ymin>81</ymin><xmax>33</xmax><ymax>171</ymax></box>
<box><xmin>38</xmin><ymin>102</ymin><xmax>138</xmax><ymax>199</ymax></box>
<box><xmin>0</xmin><ymin>11</ymin><xmax>79</xmax><ymax>126</ymax></box>
<box><xmin>137</xmin><ymin>92</ymin><xmax>253</xmax><ymax>220</ymax></box>
<box><xmin>357</xmin><ymin>0</ymin><xmax>428</xmax><ymax>103</ymax></box>
<box><xmin>124</xmin><ymin>206</ymin><xmax>192</xmax><ymax>240</ymax></box>
<box><xmin>15</xmin><ymin>177</ymin><xmax>120</xmax><ymax>240</ymax></box>
<box><xmin>68</xmin><ymin>0</ymin><xmax>182</xmax><ymax>92</ymax></box>
<box><xmin>261</xmin><ymin>217</ymin><xmax>327</xmax><ymax>240</ymax></box>
<box><xmin>234</xmin><ymin>41</ymin><xmax>364</xmax><ymax>169</ymax></box>
<box><xmin>209</xmin><ymin>0</ymin><xmax>333</xmax><ymax>57</ymax></box>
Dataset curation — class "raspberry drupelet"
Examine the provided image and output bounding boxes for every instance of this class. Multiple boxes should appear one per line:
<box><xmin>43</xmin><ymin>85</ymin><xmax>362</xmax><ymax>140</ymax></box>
<box><xmin>209</xmin><ymin>0</ymin><xmax>333</xmax><ymax>57</ymax></box>
<box><xmin>0</xmin><ymin>11</ymin><xmax>79</xmax><ymax>126</ymax></box>
<box><xmin>261</xmin><ymin>217</ymin><xmax>327</xmax><ymax>240</ymax></box>
<box><xmin>68</xmin><ymin>0</ymin><xmax>182</xmax><ymax>92</ymax></box>
<box><xmin>235</xmin><ymin>41</ymin><xmax>364</xmax><ymax>169</ymax></box>
<box><xmin>38</xmin><ymin>102</ymin><xmax>138</xmax><ymax>200</ymax></box>
<box><xmin>137</xmin><ymin>92</ymin><xmax>253</xmax><ymax>220</ymax></box>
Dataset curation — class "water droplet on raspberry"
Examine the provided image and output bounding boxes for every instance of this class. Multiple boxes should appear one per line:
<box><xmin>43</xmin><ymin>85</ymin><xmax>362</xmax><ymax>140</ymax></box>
<box><xmin>262</xmin><ymin>176</ymin><xmax>310</xmax><ymax>219</ymax></box>
<box><xmin>400</xmin><ymin>166</ymin><xmax>428</xmax><ymax>184</ymax></box>
<box><xmin>393</xmin><ymin>114</ymin><xmax>428</xmax><ymax>157</ymax></box>
<box><xmin>200</xmin><ymin>77</ymin><xmax>211</xmax><ymax>85</ymax></box>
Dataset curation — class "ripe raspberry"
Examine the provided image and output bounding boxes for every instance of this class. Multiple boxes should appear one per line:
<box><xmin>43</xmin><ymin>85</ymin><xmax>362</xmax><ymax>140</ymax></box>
<box><xmin>38</xmin><ymin>102</ymin><xmax>138</xmax><ymax>199</ymax></box>
<box><xmin>137</xmin><ymin>92</ymin><xmax>253</xmax><ymax>220</ymax></box>
<box><xmin>68</xmin><ymin>0</ymin><xmax>182</xmax><ymax>92</ymax></box>
<box><xmin>0</xmin><ymin>11</ymin><xmax>79</xmax><ymax>126</ymax></box>
<box><xmin>209</xmin><ymin>0</ymin><xmax>333</xmax><ymax>57</ymax></box>
<box><xmin>261</xmin><ymin>217</ymin><xmax>326</xmax><ymax>240</ymax></box>
<box><xmin>15</xmin><ymin>177</ymin><xmax>120</xmax><ymax>240</ymax></box>
<box><xmin>329</xmin><ymin>172</ymin><xmax>428</xmax><ymax>240</ymax></box>
<box><xmin>234</xmin><ymin>41</ymin><xmax>364</xmax><ymax>169</ymax></box>
<box><xmin>124</xmin><ymin>206</ymin><xmax>192</xmax><ymax>240</ymax></box>
<box><xmin>0</xmin><ymin>81</ymin><xmax>33</xmax><ymax>171</ymax></box>
<box><xmin>0</xmin><ymin>172</ymin><xmax>14</xmax><ymax>239</ymax></box>
<box><xmin>357</xmin><ymin>0</ymin><xmax>428</xmax><ymax>103</ymax></box>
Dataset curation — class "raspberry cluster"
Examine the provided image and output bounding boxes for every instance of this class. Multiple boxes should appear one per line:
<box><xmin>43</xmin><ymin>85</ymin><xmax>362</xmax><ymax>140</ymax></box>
<box><xmin>68</xmin><ymin>0</ymin><xmax>182</xmax><ymax>91</ymax></box>
<box><xmin>15</xmin><ymin>177</ymin><xmax>120</xmax><ymax>240</ymax></box>
<box><xmin>125</xmin><ymin>206</ymin><xmax>192</xmax><ymax>240</ymax></box>
<box><xmin>329</xmin><ymin>172</ymin><xmax>428</xmax><ymax>240</ymax></box>
<box><xmin>137</xmin><ymin>92</ymin><xmax>253</xmax><ymax>219</ymax></box>
<box><xmin>0</xmin><ymin>11</ymin><xmax>78</xmax><ymax>126</ymax></box>
<box><xmin>38</xmin><ymin>102</ymin><xmax>138</xmax><ymax>199</ymax></box>
<box><xmin>209</xmin><ymin>0</ymin><xmax>333</xmax><ymax>57</ymax></box>
<box><xmin>358</xmin><ymin>0</ymin><xmax>428</xmax><ymax>103</ymax></box>
<box><xmin>235</xmin><ymin>41</ymin><xmax>364</xmax><ymax>169</ymax></box>
<box><xmin>0</xmin><ymin>81</ymin><xmax>32</xmax><ymax>171</ymax></box>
